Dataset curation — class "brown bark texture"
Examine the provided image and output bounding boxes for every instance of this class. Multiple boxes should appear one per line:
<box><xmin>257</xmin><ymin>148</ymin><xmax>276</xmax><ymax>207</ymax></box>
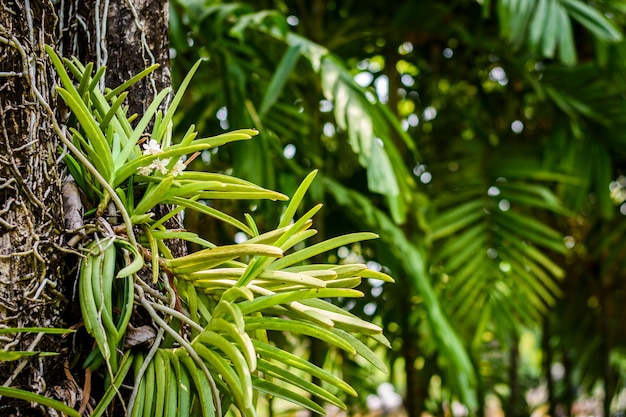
<box><xmin>57</xmin><ymin>0</ymin><xmax>171</xmax><ymax>119</ymax></box>
<box><xmin>0</xmin><ymin>1</ymin><xmax>72</xmax><ymax>415</ymax></box>
<box><xmin>1</xmin><ymin>0</ymin><xmax>172</xmax><ymax>414</ymax></box>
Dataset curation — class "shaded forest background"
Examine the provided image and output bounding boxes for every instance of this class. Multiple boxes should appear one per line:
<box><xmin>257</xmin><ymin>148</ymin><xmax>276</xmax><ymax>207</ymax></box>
<box><xmin>169</xmin><ymin>1</ymin><xmax>626</xmax><ymax>416</ymax></box>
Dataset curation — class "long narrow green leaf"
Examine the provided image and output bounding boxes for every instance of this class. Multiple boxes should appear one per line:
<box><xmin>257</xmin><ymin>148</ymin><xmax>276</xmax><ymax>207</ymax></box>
<box><xmin>256</xmin><ymin>359</ymin><xmax>346</xmax><ymax>409</ymax></box>
<box><xmin>100</xmin><ymin>91</ymin><xmax>129</xmax><ymax>131</ymax></box>
<box><xmin>529</xmin><ymin>0</ymin><xmax>549</xmax><ymax>54</ymax></box>
<box><xmin>166</xmin><ymin>243</ymin><xmax>283</xmax><ymax>274</ymax></box>
<box><xmin>252</xmin><ymin>377</ymin><xmax>326</xmax><ymax>415</ymax></box>
<box><xmin>105</xmin><ymin>63</ymin><xmax>160</xmax><ymax>100</ymax></box>
<box><xmin>56</xmin><ymin>88</ymin><xmax>113</xmax><ymax>179</ymax></box>
<box><xmin>113</xmin><ymin>130</ymin><xmax>258</xmax><ymax>186</ymax></box>
<box><xmin>179</xmin><ymin>353</ymin><xmax>217</xmax><ymax>417</ymax></box>
<box><xmin>259</xmin><ymin>44</ymin><xmax>301</xmax><ymax>116</ymax></box>
<box><xmin>89</xmin><ymin>351</ymin><xmax>134</xmax><ymax>417</ymax></box>
<box><xmin>133</xmin><ymin>176</ymin><xmax>174</xmax><ymax>216</ymax></box>
<box><xmin>496</xmin><ymin>212</ymin><xmax>566</xmax><ymax>254</ymax></box>
<box><xmin>190</xmin><ymin>268</ymin><xmax>327</xmax><ymax>288</ymax></box>
<box><xmin>278</xmin><ymin>170</ymin><xmax>318</xmax><ymax>228</ymax></box>
<box><xmin>557</xmin><ymin>6</ymin><xmax>577</xmax><ymax>64</ymax></box>
<box><xmin>207</xmin><ymin>317</ymin><xmax>256</xmax><ymax>370</ymax></box>
<box><xmin>194</xmin><ymin>334</ymin><xmax>253</xmax><ymax>407</ymax></box>
<box><xmin>331</xmin><ymin>327</ymin><xmax>387</xmax><ymax>373</ymax></box>
<box><xmin>153</xmin><ymin>60</ymin><xmax>202</xmax><ymax>142</ymax></box>
<box><xmin>245</xmin><ymin>317</ymin><xmax>356</xmax><ymax>353</ymax></box>
<box><xmin>238</xmin><ymin>288</ymin><xmax>363</xmax><ymax>315</ymax></box>
<box><xmin>436</xmin><ymin>224</ymin><xmax>484</xmax><ymax>262</ymax></box>
<box><xmin>165</xmin><ymin>197</ymin><xmax>253</xmax><ymax>236</ymax></box>
<box><xmin>560</xmin><ymin>0</ymin><xmax>622</xmax><ymax>42</ymax></box>
<box><xmin>115</xmin><ymin>88</ymin><xmax>171</xmax><ymax>168</ymax></box>
<box><xmin>0</xmin><ymin>387</ymin><xmax>81</xmax><ymax>417</ymax></box>
<box><xmin>542</xmin><ymin>0</ymin><xmax>559</xmax><ymax>57</ymax></box>
<box><xmin>430</xmin><ymin>200</ymin><xmax>483</xmax><ymax>241</ymax></box>
<box><xmin>252</xmin><ymin>340</ymin><xmax>357</xmax><ymax>396</ymax></box>
<box><xmin>500</xmin><ymin>228</ymin><xmax>565</xmax><ymax>279</ymax></box>
<box><xmin>269</xmin><ymin>232</ymin><xmax>378</xmax><ymax>270</ymax></box>
<box><xmin>194</xmin><ymin>344</ymin><xmax>251</xmax><ymax>412</ymax></box>
<box><xmin>0</xmin><ymin>327</ymin><xmax>74</xmax><ymax>335</ymax></box>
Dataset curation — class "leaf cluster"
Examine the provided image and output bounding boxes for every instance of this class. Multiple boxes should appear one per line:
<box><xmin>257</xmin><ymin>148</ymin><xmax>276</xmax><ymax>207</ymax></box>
<box><xmin>0</xmin><ymin>47</ymin><xmax>395</xmax><ymax>416</ymax></box>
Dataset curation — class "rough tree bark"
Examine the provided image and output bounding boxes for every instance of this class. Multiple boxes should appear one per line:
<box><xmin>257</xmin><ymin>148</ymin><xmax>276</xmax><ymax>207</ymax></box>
<box><xmin>0</xmin><ymin>2</ymin><xmax>70</xmax><ymax>414</ymax></box>
<box><xmin>56</xmin><ymin>0</ymin><xmax>171</xmax><ymax>121</ymax></box>
<box><xmin>1</xmin><ymin>0</ymin><xmax>172</xmax><ymax>414</ymax></box>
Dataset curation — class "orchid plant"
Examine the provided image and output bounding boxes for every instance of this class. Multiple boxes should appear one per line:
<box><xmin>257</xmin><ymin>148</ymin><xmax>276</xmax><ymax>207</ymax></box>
<box><xmin>22</xmin><ymin>46</ymin><xmax>395</xmax><ymax>417</ymax></box>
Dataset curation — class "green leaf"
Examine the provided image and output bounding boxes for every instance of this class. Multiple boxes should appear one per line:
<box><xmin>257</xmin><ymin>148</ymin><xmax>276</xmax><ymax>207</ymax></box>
<box><xmin>194</xmin><ymin>334</ymin><xmax>253</xmax><ymax>407</ymax></box>
<box><xmin>194</xmin><ymin>344</ymin><xmax>252</xmax><ymax>412</ymax></box>
<box><xmin>245</xmin><ymin>317</ymin><xmax>356</xmax><ymax>353</ymax></box>
<box><xmin>115</xmin><ymin>88</ymin><xmax>171</xmax><ymax>169</ymax></box>
<box><xmin>252</xmin><ymin>377</ymin><xmax>326</xmax><ymax>415</ymax></box>
<box><xmin>100</xmin><ymin>91</ymin><xmax>129</xmax><ymax>131</ymax></box>
<box><xmin>560</xmin><ymin>0</ymin><xmax>622</xmax><ymax>42</ymax></box>
<box><xmin>253</xmin><ymin>340</ymin><xmax>357</xmax><ymax>396</ymax></box>
<box><xmin>330</xmin><ymin>328</ymin><xmax>387</xmax><ymax>373</ymax></box>
<box><xmin>238</xmin><ymin>288</ymin><xmax>364</xmax><ymax>315</ymax></box>
<box><xmin>529</xmin><ymin>0</ymin><xmax>550</xmax><ymax>54</ymax></box>
<box><xmin>83</xmin><ymin>351</ymin><xmax>134</xmax><ymax>417</ymax></box>
<box><xmin>104</xmin><ymin>63</ymin><xmax>160</xmax><ymax>100</ymax></box>
<box><xmin>0</xmin><ymin>327</ymin><xmax>74</xmax><ymax>335</ymax></box>
<box><xmin>268</xmin><ymin>232</ymin><xmax>378</xmax><ymax>270</ymax></box>
<box><xmin>0</xmin><ymin>387</ymin><xmax>81</xmax><ymax>417</ymax></box>
<box><xmin>256</xmin><ymin>359</ymin><xmax>346</xmax><ymax>409</ymax></box>
<box><xmin>166</xmin><ymin>244</ymin><xmax>283</xmax><ymax>274</ymax></box>
<box><xmin>277</xmin><ymin>170</ymin><xmax>317</xmax><ymax>228</ymax></box>
<box><xmin>207</xmin><ymin>317</ymin><xmax>256</xmax><ymax>370</ymax></box>
<box><xmin>112</xmin><ymin>130</ymin><xmax>259</xmax><ymax>187</ymax></box>
<box><xmin>367</xmin><ymin>139</ymin><xmax>399</xmax><ymax>197</ymax></box>
<box><xmin>0</xmin><ymin>351</ymin><xmax>59</xmax><ymax>361</ymax></box>
<box><xmin>165</xmin><ymin>197</ymin><xmax>254</xmax><ymax>236</ymax></box>
<box><xmin>259</xmin><ymin>44</ymin><xmax>301</xmax><ymax>117</ymax></box>
<box><xmin>116</xmin><ymin>240</ymin><xmax>145</xmax><ymax>278</ymax></box>
<box><xmin>133</xmin><ymin>176</ymin><xmax>174</xmax><ymax>216</ymax></box>
<box><xmin>153</xmin><ymin>60</ymin><xmax>202</xmax><ymax>142</ymax></box>
<box><xmin>430</xmin><ymin>200</ymin><xmax>483</xmax><ymax>241</ymax></box>
<box><xmin>56</xmin><ymin>88</ymin><xmax>113</xmax><ymax>179</ymax></box>
<box><xmin>542</xmin><ymin>0</ymin><xmax>559</xmax><ymax>57</ymax></box>
<box><xmin>190</xmin><ymin>268</ymin><xmax>328</xmax><ymax>288</ymax></box>
<box><xmin>557</xmin><ymin>6</ymin><xmax>577</xmax><ymax>64</ymax></box>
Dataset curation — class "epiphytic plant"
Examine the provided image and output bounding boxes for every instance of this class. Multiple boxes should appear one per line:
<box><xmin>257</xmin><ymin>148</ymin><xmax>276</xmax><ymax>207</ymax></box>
<box><xmin>45</xmin><ymin>45</ymin><xmax>392</xmax><ymax>416</ymax></box>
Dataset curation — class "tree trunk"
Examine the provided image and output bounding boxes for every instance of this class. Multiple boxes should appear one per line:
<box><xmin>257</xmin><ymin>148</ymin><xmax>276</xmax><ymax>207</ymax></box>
<box><xmin>543</xmin><ymin>315</ymin><xmax>556</xmax><ymax>417</ymax></box>
<box><xmin>57</xmin><ymin>0</ymin><xmax>186</xmax><ymax>259</ymax></box>
<box><xmin>1</xmin><ymin>0</ymin><xmax>171</xmax><ymax>414</ymax></box>
<box><xmin>401</xmin><ymin>279</ymin><xmax>428</xmax><ymax>417</ymax></box>
<box><xmin>57</xmin><ymin>0</ymin><xmax>171</xmax><ymax>120</ymax></box>
<box><xmin>0</xmin><ymin>2</ymin><xmax>71</xmax><ymax>414</ymax></box>
<box><xmin>506</xmin><ymin>333</ymin><xmax>521</xmax><ymax>417</ymax></box>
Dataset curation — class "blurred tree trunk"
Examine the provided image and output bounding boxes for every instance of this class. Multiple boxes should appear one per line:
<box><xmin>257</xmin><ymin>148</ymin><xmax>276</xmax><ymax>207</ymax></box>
<box><xmin>543</xmin><ymin>315</ymin><xmax>556</xmax><ymax>417</ymax></box>
<box><xmin>506</xmin><ymin>333</ymin><xmax>521</xmax><ymax>417</ymax></box>
<box><xmin>401</xmin><ymin>279</ymin><xmax>427</xmax><ymax>417</ymax></box>
<box><xmin>0</xmin><ymin>0</ymin><xmax>170</xmax><ymax>414</ymax></box>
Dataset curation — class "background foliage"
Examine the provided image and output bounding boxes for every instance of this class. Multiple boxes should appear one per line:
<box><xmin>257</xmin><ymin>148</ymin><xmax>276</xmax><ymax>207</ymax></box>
<box><xmin>169</xmin><ymin>0</ymin><xmax>626</xmax><ymax>416</ymax></box>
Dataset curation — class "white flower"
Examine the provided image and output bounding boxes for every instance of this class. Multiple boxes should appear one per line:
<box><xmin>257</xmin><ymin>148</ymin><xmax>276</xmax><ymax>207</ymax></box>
<box><xmin>137</xmin><ymin>164</ymin><xmax>154</xmax><ymax>176</ymax></box>
<box><xmin>142</xmin><ymin>139</ymin><xmax>163</xmax><ymax>155</ymax></box>
<box><xmin>170</xmin><ymin>158</ymin><xmax>186</xmax><ymax>177</ymax></box>
<box><xmin>151</xmin><ymin>158</ymin><xmax>171</xmax><ymax>175</ymax></box>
